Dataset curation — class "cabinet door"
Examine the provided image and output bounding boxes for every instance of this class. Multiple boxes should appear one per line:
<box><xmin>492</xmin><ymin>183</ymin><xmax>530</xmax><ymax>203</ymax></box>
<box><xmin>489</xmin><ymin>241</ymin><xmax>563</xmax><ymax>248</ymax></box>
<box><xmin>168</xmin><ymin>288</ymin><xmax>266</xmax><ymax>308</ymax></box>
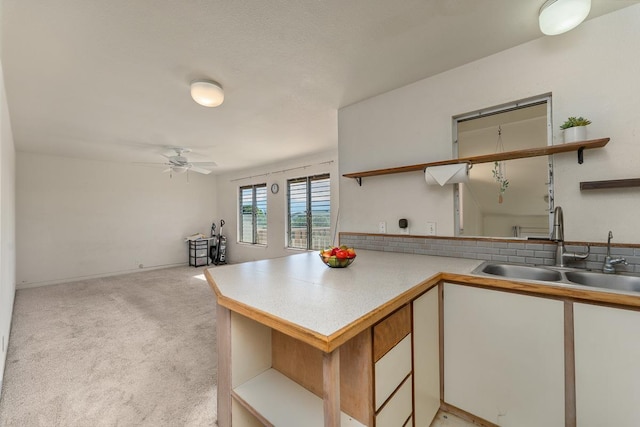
<box><xmin>574</xmin><ymin>303</ymin><xmax>640</xmax><ymax>427</ymax></box>
<box><xmin>373</xmin><ymin>304</ymin><xmax>411</xmax><ymax>411</ymax></box>
<box><xmin>412</xmin><ymin>286</ymin><xmax>440</xmax><ymax>426</ymax></box>
<box><xmin>443</xmin><ymin>283</ymin><xmax>565</xmax><ymax>427</ymax></box>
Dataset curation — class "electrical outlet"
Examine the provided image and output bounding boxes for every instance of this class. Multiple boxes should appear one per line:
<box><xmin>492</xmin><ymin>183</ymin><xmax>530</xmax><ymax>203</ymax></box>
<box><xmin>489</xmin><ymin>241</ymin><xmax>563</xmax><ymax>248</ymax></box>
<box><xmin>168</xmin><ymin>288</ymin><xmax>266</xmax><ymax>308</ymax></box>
<box><xmin>378</xmin><ymin>221</ymin><xmax>387</xmax><ymax>233</ymax></box>
<box><xmin>399</xmin><ymin>227</ymin><xmax>409</xmax><ymax>235</ymax></box>
<box><xmin>426</xmin><ymin>221</ymin><xmax>437</xmax><ymax>236</ymax></box>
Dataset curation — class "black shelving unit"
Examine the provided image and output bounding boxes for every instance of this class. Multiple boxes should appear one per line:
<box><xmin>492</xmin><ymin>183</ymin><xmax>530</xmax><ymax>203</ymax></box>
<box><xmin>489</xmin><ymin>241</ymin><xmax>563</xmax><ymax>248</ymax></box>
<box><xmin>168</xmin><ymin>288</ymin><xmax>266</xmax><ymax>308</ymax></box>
<box><xmin>189</xmin><ymin>239</ymin><xmax>210</xmax><ymax>267</ymax></box>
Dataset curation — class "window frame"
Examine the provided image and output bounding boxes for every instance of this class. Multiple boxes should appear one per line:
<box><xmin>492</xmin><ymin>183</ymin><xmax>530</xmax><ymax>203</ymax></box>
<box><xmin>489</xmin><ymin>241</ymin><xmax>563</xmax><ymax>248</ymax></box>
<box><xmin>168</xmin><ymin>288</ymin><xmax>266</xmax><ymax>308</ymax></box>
<box><xmin>238</xmin><ymin>183</ymin><xmax>267</xmax><ymax>245</ymax></box>
<box><xmin>286</xmin><ymin>173</ymin><xmax>331</xmax><ymax>250</ymax></box>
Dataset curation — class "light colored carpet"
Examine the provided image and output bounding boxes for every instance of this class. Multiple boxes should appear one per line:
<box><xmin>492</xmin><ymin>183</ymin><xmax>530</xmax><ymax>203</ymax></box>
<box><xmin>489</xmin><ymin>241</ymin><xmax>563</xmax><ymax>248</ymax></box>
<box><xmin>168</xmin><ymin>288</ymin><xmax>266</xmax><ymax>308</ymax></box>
<box><xmin>0</xmin><ymin>266</ymin><xmax>218</xmax><ymax>426</ymax></box>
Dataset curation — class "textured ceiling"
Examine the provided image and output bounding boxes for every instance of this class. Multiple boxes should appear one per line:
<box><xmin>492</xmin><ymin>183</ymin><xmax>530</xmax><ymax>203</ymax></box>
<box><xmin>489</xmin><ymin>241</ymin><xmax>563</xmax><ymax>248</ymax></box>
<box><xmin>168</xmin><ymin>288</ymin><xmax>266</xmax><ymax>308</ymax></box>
<box><xmin>2</xmin><ymin>1</ymin><xmax>637</xmax><ymax>173</ymax></box>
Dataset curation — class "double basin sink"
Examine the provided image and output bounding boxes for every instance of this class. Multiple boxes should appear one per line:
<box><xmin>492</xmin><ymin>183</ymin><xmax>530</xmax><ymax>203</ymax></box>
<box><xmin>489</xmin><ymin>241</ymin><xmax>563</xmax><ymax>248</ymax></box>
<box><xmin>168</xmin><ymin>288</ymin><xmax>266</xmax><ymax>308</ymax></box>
<box><xmin>475</xmin><ymin>262</ymin><xmax>640</xmax><ymax>294</ymax></box>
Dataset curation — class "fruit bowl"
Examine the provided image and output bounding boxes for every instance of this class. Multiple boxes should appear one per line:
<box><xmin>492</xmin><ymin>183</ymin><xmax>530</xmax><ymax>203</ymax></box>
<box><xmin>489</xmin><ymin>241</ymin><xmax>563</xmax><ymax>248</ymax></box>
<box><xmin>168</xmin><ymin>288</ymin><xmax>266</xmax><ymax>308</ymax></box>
<box><xmin>319</xmin><ymin>246</ymin><xmax>357</xmax><ymax>268</ymax></box>
<box><xmin>319</xmin><ymin>253</ymin><xmax>356</xmax><ymax>268</ymax></box>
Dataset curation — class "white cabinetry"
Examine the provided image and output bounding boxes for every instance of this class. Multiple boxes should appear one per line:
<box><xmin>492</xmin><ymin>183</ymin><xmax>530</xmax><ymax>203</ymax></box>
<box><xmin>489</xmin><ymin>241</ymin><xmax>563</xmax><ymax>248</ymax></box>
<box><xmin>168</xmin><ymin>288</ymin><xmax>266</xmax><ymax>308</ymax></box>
<box><xmin>375</xmin><ymin>334</ymin><xmax>412</xmax><ymax>410</ymax></box>
<box><xmin>412</xmin><ymin>286</ymin><xmax>440</xmax><ymax>426</ymax></box>
<box><xmin>373</xmin><ymin>304</ymin><xmax>413</xmax><ymax>426</ymax></box>
<box><xmin>443</xmin><ymin>283</ymin><xmax>565</xmax><ymax>426</ymax></box>
<box><xmin>574</xmin><ymin>303</ymin><xmax>640</xmax><ymax>427</ymax></box>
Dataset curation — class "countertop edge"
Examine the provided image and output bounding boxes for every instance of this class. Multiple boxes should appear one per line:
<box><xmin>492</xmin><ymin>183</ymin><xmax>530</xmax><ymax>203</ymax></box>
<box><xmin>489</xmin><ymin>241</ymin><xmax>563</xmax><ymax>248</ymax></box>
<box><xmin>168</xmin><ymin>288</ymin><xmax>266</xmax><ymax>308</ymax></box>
<box><xmin>206</xmin><ymin>266</ymin><xmax>443</xmax><ymax>352</ymax></box>
<box><xmin>206</xmin><ymin>260</ymin><xmax>640</xmax><ymax>353</ymax></box>
<box><xmin>442</xmin><ymin>272</ymin><xmax>640</xmax><ymax>310</ymax></box>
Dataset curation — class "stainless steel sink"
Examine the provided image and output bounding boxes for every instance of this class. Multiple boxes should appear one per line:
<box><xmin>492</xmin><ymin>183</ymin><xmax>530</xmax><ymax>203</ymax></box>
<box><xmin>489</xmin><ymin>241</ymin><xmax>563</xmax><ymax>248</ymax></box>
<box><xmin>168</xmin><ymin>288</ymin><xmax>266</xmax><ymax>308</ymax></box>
<box><xmin>564</xmin><ymin>271</ymin><xmax>640</xmax><ymax>293</ymax></box>
<box><xmin>480</xmin><ymin>263</ymin><xmax>563</xmax><ymax>282</ymax></box>
<box><xmin>475</xmin><ymin>262</ymin><xmax>640</xmax><ymax>295</ymax></box>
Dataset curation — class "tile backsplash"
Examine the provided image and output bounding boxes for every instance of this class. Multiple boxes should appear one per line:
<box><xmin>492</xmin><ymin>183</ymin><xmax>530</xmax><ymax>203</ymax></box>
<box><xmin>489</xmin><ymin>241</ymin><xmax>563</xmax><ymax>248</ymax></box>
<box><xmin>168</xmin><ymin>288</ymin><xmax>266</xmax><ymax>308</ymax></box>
<box><xmin>339</xmin><ymin>233</ymin><xmax>640</xmax><ymax>274</ymax></box>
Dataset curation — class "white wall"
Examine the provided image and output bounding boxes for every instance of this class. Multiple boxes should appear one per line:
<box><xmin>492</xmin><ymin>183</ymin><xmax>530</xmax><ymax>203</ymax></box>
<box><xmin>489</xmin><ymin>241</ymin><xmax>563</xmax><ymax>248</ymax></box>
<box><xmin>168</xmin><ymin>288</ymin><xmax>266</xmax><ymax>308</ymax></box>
<box><xmin>338</xmin><ymin>5</ymin><xmax>640</xmax><ymax>244</ymax></box>
<box><xmin>215</xmin><ymin>150</ymin><xmax>338</xmax><ymax>264</ymax></box>
<box><xmin>0</xmin><ymin>62</ymin><xmax>17</xmax><ymax>391</ymax></box>
<box><xmin>16</xmin><ymin>152</ymin><xmax>217</xmax><ymax>287</ymax></box>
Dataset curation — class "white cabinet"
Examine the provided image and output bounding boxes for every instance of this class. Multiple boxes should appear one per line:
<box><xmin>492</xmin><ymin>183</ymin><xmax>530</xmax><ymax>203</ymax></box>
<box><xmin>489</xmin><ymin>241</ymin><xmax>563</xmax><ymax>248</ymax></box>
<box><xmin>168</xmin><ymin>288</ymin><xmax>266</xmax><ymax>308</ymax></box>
<box><xmin>375</xmin><ymin>334</ymin><xmax>412</xmax><ymax>410</ymax></box>
<box><xmin>443</xmin><ymin>283</ymin><xmax>565</xmax><ymax>427</ymax></box>
<box><xmin>412</xmin><ymin>286</ymin><xmax>440</xmax><ymax>426</ymax></box>
<box><xmin>574</xmin><ymin>303</ymin><xmax>640</xmax><ymax>427</ymax></box>
<box><xmin>376</xmin><ymin>374</ymin><xmax>413</xmax><ymax>427</ymax></box>
<box><xmin>373</xmin><ymin>304</ymin><xmax>413</xmax><ymax>426</ymax></box>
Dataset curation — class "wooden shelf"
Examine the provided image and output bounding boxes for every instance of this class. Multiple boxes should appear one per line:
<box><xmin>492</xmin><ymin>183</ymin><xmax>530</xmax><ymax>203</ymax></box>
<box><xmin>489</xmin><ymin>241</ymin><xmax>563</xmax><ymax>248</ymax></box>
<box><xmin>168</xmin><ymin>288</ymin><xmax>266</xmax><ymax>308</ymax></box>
<box><xmin>233</xmin><ymin>368</ymin><xmax>365</xmax><ymax>427</ymax></box>
<box><xmin>343</xmin><ymin>138</ymin><xmax>610</xmax><ymax>183</ymax></box>
<box><xmin>580</xmin><ymin>178</ymin><xmax>640</xmax><ymax>191</ymax></box>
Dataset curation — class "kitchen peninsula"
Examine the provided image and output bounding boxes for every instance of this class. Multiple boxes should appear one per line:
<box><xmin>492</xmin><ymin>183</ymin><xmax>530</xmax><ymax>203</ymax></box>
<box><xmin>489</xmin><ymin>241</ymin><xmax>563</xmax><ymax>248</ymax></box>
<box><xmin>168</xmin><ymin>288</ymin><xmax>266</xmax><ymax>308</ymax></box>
<box><xmin>205</xmin><ymin>248</ymin><xmax>640</xmax><ymax>427</ymax></box>
<box><xmin>205</xmin><ymin>250</ymin><xmax>481</xmax><ymax>427</ymax></box>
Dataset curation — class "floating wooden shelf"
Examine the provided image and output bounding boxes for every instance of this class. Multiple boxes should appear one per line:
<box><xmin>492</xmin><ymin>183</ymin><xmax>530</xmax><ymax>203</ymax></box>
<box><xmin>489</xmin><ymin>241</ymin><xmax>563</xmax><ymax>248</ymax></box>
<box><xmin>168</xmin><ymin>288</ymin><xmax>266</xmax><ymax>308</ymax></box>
<box><xmin>343</xmin><ymin>138</ymin><xmax>610</xmax><ymax>185</ymax></box>
<box><xmin>580</xmin><ymin>178</ymin><xmax>640</xmax><ymax>191</ymax></box>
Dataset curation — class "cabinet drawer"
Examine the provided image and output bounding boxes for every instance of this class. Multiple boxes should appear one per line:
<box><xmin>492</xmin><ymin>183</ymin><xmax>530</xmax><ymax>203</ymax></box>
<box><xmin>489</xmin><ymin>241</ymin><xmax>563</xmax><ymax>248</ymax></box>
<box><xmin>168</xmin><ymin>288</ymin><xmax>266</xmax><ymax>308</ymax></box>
<box><xmin>375</xmin><ymin>333</ymin><xmax>412</xmax><ymax>410</ymax></box>
<box><xmin>376</xmin><ymin>375</ymin><xmax>413</xmax><ymax>427</ymax></box>
<box><xmin>373</xmin><ymin>304</ymin><xmax>411</xmax><ymax>362</ymax></box>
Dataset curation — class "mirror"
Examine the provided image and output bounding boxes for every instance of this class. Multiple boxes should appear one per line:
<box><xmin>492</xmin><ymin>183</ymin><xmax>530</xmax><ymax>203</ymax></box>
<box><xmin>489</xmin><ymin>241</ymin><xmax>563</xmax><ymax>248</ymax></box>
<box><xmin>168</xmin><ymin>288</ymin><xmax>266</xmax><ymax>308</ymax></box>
<box><xmin>454</xmin><ymin>98</ymin><xmax>552</xmax><ymax>238</ymax></box>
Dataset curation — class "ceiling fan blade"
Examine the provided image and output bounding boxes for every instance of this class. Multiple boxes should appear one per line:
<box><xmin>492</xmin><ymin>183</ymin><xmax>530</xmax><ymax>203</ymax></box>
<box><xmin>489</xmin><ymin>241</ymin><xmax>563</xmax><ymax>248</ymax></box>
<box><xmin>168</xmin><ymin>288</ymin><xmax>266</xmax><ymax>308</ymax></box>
<box><xmin>135</xmin><ymin>161</ymin><xmax>169</xmax><ymax>165</ymax></box>
<box><xmin>189</xmin><ymin>166</ymin><xmax>213</xmax><ymax>175</ymax></box>
<box><xmin>190</xmin><ymin>161</ymin><xmax>217</xmax><ymax>167</ymax></box>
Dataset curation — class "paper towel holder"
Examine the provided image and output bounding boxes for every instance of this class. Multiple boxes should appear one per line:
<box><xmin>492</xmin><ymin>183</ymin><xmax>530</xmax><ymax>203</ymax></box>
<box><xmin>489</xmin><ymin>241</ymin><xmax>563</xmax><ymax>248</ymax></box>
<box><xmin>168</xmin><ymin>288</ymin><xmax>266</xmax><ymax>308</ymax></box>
<box><xmin>423</xmin><ymin>162</ymin><xmax>472</xmax><ymax>186</ymax></box>
<box><xmin>422</xmin><ymin>162</ymin><xmax>473</xmax><ymax>173</ymax></box>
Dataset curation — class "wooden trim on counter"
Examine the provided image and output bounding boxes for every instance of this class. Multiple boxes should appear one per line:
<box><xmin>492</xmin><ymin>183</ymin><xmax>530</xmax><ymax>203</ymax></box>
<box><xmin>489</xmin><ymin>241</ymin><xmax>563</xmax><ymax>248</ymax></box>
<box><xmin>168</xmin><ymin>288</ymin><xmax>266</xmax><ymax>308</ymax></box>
<box><xmin>373</xmin><ymin>304</ymin><xmax>411</xmax><ymax>362</ymax></box>
<box><xmin>441</xmin><ymin>272</ymin><xmax>640</xmax><ymax>310</ymax></box>
<box><xmin>206</xmin><ymin>268</ymin><xmax>640</xmax><ymax>354</ymax></box>
<box><xmin>323</xmin><ymin>349</ymin><xmax>341</xmax><ymax>427</ymax></box>
<box><xmin>564</xmin><ymin>302</ymin><xmax>577</xmax><ymax>427</ymax></box>
<box><xmin>438</xmin><ymin>282</ymin><xmax>445</xmax><ymax>403</ymax></box>
<box><xmin>205</xmin><ymin>268</ymin><xmax>441</xmax><ymax>353</ymax></box>
<box><xmin>217</xmin><ymin>305</ymin><xmax>232</xmax><ymax>427</ymax></box>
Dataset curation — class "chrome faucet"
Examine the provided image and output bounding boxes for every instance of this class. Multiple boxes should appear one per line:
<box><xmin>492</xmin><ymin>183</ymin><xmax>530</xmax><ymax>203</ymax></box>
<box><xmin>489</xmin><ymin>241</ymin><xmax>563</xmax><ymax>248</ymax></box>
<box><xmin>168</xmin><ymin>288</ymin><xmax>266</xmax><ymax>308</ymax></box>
<box><xmin>603</xmin><ymin>231</ymin><xmax>627</xmax><ymax>274</ymax></box>
<box><xmin>551</xmin><ymin>206</ymin><xmax>590</xmax><ymax>267</ymax></box>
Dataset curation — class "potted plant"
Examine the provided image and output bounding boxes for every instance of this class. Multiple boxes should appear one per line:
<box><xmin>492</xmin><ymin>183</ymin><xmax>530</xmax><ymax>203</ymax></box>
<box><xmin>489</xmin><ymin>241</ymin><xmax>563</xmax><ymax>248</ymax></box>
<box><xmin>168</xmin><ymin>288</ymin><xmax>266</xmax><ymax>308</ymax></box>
<box><xmin>560</xmin><ymin>116</ymin><xmax>591</xmax><ymax>143</ymax></box>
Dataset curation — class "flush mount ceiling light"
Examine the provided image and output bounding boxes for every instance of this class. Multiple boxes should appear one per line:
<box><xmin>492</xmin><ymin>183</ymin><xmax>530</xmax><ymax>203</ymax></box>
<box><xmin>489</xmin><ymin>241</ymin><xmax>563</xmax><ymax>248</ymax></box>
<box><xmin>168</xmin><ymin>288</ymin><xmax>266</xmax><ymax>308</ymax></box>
<box><xmin>539</xmin><ymin>0</ymin><xmax>591</xmax><ymax>35</ymax></box>
<box><xmin>190</xmin><ymin>80</ymin><xmax>224</xmax><ymax>107</ymax></box>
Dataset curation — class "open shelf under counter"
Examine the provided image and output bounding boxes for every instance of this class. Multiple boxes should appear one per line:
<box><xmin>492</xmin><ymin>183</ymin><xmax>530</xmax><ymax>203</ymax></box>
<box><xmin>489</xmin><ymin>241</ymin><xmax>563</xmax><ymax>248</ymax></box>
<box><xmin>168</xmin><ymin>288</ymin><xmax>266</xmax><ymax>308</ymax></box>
<box><xmin>233</xmin><ymin>368</ymin><xmax>366</xmax><ymax>427</ymax></box>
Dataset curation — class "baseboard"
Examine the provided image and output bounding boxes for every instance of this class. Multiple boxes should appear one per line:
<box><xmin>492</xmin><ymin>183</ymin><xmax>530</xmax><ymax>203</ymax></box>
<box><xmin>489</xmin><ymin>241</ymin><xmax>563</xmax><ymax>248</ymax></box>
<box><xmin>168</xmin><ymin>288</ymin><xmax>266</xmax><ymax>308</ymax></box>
<box><xmin>16</xmin><ymin>262</ymin><xmax>187</xmax><ymax>289</ymax></box>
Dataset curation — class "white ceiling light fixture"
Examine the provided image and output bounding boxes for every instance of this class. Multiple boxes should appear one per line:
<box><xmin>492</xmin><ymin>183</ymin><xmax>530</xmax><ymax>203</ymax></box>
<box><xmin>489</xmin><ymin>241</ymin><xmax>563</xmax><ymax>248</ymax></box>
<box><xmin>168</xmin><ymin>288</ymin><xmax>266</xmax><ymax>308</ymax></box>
<box><xmin>539</xmin><ymin>0</ymin><xmax>591</xmax><ymax>35</ymax></box>
<box><xmin>190</xmin><ymin>79</ymin><xmax>224</xmax><ymax>107</ymax></box>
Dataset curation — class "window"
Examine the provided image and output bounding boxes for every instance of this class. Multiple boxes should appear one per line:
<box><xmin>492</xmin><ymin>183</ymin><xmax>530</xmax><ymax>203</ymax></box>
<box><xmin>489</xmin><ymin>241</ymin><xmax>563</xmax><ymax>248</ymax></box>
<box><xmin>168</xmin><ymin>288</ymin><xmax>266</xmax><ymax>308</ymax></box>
<box><xmin>239</xmin><ymin>184</ymin><xmax>267</xmax><ymax>245</ymax></box>
<box><xmin>287</xmin><ymin>174</ymin><xmax>330</xmax><ymax>250</ymax></box>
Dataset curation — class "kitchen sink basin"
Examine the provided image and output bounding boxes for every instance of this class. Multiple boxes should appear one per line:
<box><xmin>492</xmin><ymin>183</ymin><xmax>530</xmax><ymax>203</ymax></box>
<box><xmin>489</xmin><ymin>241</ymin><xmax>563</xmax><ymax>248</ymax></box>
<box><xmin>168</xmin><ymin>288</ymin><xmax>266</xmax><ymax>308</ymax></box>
<box><xmin>480</xmin><ymin>263</ymin><xmax>563</xmax><ymax>282</ymax></box>
<box><xmin>564</xmin><ymin>271</ymin><xmax>640</xmax><ymax>293</ymax></box>
<box><xmin>475</xmin><ymin>262</ymin><xmax>640</xmax><ymax>295</ymax></box>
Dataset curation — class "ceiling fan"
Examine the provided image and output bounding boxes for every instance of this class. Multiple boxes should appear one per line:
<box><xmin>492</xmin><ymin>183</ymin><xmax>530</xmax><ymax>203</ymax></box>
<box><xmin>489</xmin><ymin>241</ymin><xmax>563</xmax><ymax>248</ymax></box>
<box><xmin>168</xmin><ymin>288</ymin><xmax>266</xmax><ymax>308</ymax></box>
<box><xmin>156</xmin><ymin>147</ymin><xmax>216</xmax><ymax>176</ymax></box>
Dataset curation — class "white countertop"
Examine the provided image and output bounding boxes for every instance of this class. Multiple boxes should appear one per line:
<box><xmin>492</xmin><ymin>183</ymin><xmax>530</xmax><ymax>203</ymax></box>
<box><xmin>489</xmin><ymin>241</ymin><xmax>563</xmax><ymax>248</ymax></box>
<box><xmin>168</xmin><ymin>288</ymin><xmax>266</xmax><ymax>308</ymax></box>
<box><xmin>206</xmin><ymin>250</ymin><xmax>481</xmax><ymax>338</ymax></box>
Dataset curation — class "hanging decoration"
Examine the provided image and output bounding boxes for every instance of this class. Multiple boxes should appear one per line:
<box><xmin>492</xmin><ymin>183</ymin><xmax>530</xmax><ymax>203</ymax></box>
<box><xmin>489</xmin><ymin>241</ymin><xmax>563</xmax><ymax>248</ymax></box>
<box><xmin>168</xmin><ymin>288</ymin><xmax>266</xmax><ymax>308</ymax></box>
<box><xmin>492</xmin><ymin>126</ymin><xmax>509</xmax><ymax>203</ymax></box>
